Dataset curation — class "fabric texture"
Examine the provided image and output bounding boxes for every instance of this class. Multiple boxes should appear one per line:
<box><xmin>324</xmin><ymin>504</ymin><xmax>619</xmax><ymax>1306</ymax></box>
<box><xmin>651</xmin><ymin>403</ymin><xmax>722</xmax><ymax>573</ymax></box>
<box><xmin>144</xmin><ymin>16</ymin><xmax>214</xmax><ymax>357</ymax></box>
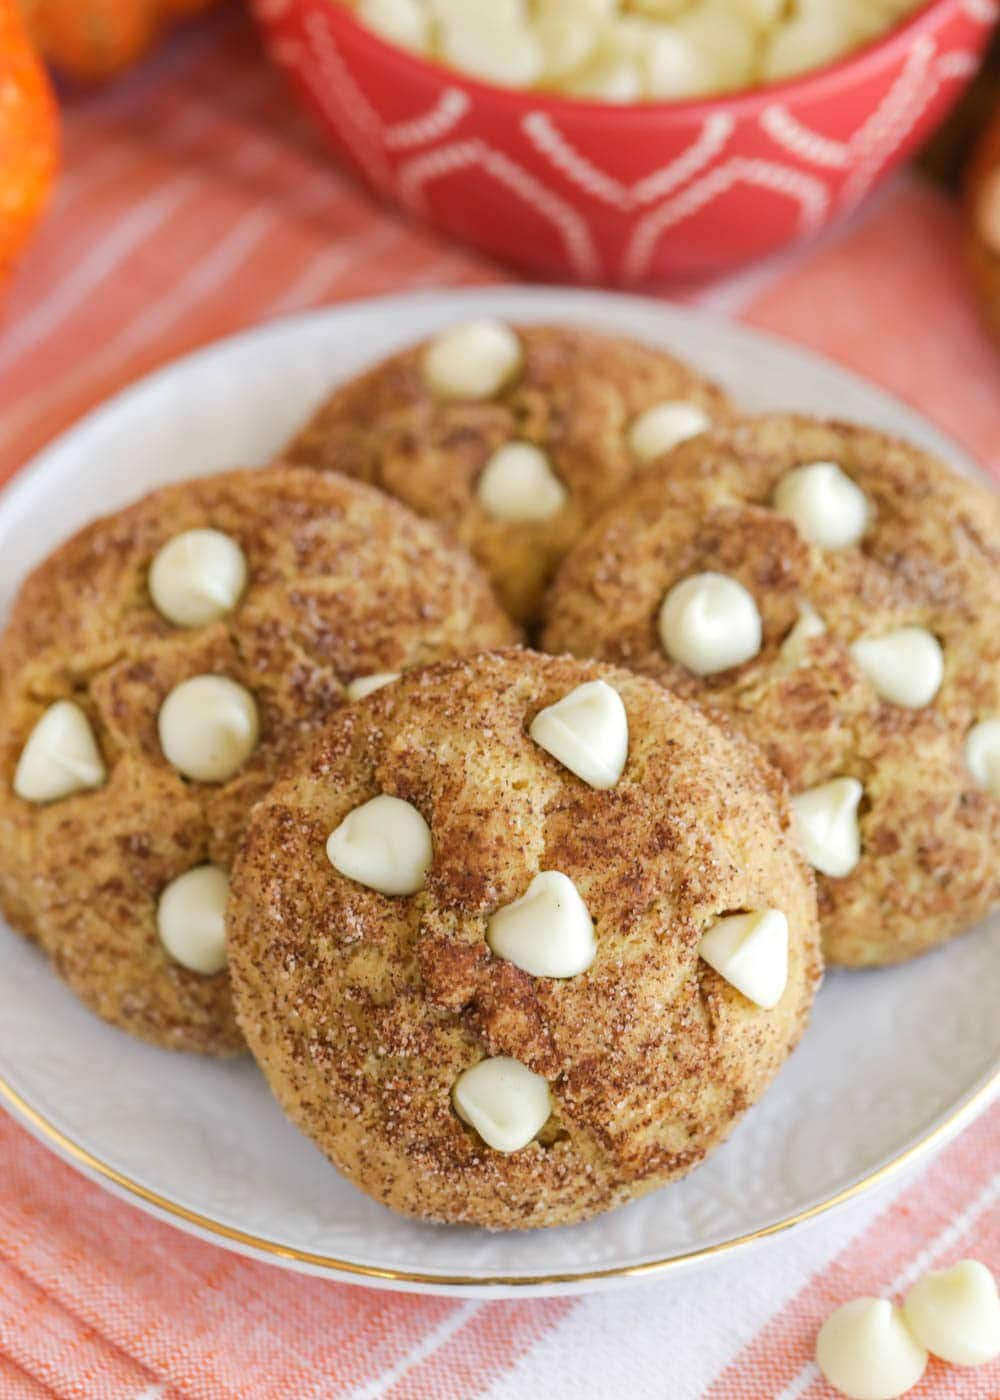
<box><xmin>0</xmin><ymin>7</ymin><xmax>997</xmax><ymax>1397</ymax></box>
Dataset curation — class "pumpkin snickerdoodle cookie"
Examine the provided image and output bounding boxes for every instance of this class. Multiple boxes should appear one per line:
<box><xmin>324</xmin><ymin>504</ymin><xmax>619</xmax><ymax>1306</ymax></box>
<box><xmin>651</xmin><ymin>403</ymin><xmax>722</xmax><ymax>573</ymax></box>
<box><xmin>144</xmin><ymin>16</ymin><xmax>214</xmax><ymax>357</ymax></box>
<box><xmin>227</xmin><ymin>649</ymin><xmax>821</xmax><ymax>1229</ymax></box>
<box><xmin>542</xmin><ymin>415</ymin><xmax>1000</xmax><ymax>968</ymax></box>
<box><xmin>283</xmin><ymin>321</ymin><xmax>734</xmax><ymax>627</ymax></box>
<box><xmin>0</xmin><ymin>467</ymin><xmax>516</xmax><ymax>1055</ymax></box>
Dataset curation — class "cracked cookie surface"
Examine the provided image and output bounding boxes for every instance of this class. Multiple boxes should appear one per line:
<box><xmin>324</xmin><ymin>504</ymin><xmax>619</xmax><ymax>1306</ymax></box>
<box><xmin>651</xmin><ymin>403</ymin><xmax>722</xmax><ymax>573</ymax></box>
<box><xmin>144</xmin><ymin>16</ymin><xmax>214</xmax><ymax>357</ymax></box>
<box><xmin>0</xmin><ymin>467</ymin><xmax>517</xmax><ymax>1055</ymax></box>
<box><xmin>542</xmin><ymin>416</ymin><xmax>1000</xmax><ymax>967</ymax></box>
<box><xmin>227</xmin><ymin>649</ymin><xmax>820</xmax><ymax>1229</ymax></box>
<box><xmin>283</xmin><ymin>323</ymin><xmax>734</xmax><ymax>628</ymax></box>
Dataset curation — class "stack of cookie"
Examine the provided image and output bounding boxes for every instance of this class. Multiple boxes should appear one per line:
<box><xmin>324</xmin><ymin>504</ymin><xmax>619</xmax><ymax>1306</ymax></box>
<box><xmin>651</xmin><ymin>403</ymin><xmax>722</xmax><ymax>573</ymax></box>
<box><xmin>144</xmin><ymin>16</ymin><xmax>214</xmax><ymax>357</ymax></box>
<box><xmin>2</xmin><ymin>319</ymin><xmax>997</xmax><ymax>1231</ymax></box>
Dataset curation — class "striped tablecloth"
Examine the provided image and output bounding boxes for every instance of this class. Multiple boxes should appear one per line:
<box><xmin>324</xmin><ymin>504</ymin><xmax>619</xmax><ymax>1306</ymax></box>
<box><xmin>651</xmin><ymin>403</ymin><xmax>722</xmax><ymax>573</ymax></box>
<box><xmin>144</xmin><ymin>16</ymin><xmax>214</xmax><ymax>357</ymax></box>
<box><xmin>0</xmin><ymin>8</ymin><xmax>997</xmax><ymax>1397</ymax></box>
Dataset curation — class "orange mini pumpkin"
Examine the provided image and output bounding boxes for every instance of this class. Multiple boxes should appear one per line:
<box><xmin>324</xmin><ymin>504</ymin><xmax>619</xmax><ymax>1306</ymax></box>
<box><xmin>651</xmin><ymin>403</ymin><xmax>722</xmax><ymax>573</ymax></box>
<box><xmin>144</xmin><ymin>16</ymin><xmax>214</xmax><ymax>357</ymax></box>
<box><xmin>19</xmin><ymin>0</ymin><xmax>220</xmax><ymax>83</ymax></box>
<box><xmin>0</xmin><ymin>0</ymin><xmax>58</xmax><ymax>288</ymax></box>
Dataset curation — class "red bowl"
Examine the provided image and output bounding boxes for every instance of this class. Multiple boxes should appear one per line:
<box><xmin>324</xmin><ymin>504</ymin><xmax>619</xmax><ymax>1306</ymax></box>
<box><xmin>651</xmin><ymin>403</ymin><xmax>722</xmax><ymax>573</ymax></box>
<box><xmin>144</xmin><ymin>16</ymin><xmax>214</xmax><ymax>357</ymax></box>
<box><xmin>251</xmin><ymin>0</ymin><xmax>997</xmax><ymax>283</ymax></box>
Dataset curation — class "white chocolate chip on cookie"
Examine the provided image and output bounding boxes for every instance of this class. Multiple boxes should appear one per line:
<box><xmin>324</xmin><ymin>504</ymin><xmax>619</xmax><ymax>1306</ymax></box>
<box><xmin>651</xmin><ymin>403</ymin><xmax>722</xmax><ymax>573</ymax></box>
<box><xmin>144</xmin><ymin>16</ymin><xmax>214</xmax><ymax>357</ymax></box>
<box><xmin>965</xmin><ymin>718</ymin><xmax>1000</xmax><ymax>797</ymax></box>
<box><xmin>158</xmin><ymin>675</ymin><xmax>259</xmax><ymax>783</ymax></box>
<box><xmin>659</xmin><ymin>572</ymin><xmax>762</xmax><ymax>676</ymax></box>
<box><xmin>816</xmin><ymin>1297</ymin><xmax>927</xmax><ymax>1400</ymax></box>
<box><xmin>792</xmin><ymin>777</ymin><xmax>863</xmax><ymax>878</ymax></box>
<box><xmin>477</xmin><ymin>442</ymin><xmax>568</xmax><ymax>522</ymax></box>
<box><xmin>773</xmin><ymin>461</ymin><xmax>871</xmax><ymax>549</ymax></box>
<box><xmin>156</xmin><ymin>865</ymin><xmax>229</xmax><ymax>976</ymax></box>
<box><xmin>346</xmin><ymin>671</ymin><xmax>401</xmax><ymax>701</ymax></box>
<box><xmin>627</xmin><ymin>400</ymin><xmax>711</xmax><ymax>462</ymax></box>
<box><xmin>326</xmin><ymin>793</ymin><xmax>432</xmax><ymax>896</ymax></box>
<box><xmin>850</xmin><ymin>627</ymin><xmax>944</xmax><ymax>709</ymax></box>
<box><xmin>422</xmin><ymin>320</ymin><xmax>523</xmax><ymax>399</ymax></box>
<box><xmin>487</xmin><ymin>871</ymin><xmax>596</xmax><ymax>978</ymax></box>
<box><xmin>13</xmin><ymin>700</ymin><xmax>106</xmax><ymax>803</ymax></box>
<box><xmin>452</xmin><ymin>1056</ymin><xmax>552</xmax><ymax>1153</ymax></box>
<box><xmin>779</xmin><ymin>602</ymin><xmax>826</xmax><ymax>668</ymax></box>
<box><xmin>903</xmin><ymin>1259</ymin><xmax>1000</xmax><ymax>1368</ymax></box>
<box><xmin>529</xmin><ymin>680</ymin><xmax>628</xmax><ymax>789</ymax></box>
<box><xmin>149</xmin><ymin>527</ymin><xmax>247</xmax><ymax>628</ymax></box>
<box><xmin>698</xmin><ymin>909</ymin><xmax>789</xmax><ymax>1009</ymax></box>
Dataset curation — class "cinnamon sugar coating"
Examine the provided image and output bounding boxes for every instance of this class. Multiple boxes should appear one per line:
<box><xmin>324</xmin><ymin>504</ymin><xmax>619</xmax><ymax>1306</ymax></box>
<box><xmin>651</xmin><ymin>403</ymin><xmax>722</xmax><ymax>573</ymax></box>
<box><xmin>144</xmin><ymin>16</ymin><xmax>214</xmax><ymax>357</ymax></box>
<box><xmin>283</xmin><ymin>324</ymin><xmax>734</xmax><ymax>627</ymax></box>
<box><xmin>542</xmin><ymin>416</ymin><xmax>1000</xmax><ymax>967</ymax></box>
<box><xmin>228</xmin><ymin>650</ymin><xmax>821</xmax><ymax>1230</ymax></box>
<box><xmin>0</xmin><ymin>467</ymin><xmax>517</xmax><ymax>1055</ymax></box>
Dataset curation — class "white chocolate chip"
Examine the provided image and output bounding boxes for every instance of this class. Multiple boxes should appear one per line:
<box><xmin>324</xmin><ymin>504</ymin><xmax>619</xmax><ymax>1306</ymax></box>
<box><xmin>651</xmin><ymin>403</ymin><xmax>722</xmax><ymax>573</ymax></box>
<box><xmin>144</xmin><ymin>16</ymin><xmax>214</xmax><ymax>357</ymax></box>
<box><xmin>326</xmin><ymin>793</ymin><xmax>432</xmax><ymax>896</ymax></box>
<box><xmin>563</xmin><ymin>39</ymin><xmax>644</xmax><ymax>99</ymax></box>
<box><xmin>452</xmin><ymin>1056</ymin><xmax>551</xmax><ymax>1153</ymax></box>
<box><xmin>476</xmin><ymin>442</ymin><xmax>567</xmax><ymax>523</ymax></box>
<box><xmin>762</xmin><ymin>11</ymin><xmax>854</xmax><ymax>82</ymax></box>
<box><xmin>779</xmin><ymin>602</ymin><xmax>826</xmax><ymax>668</ymax></box>
<box><xmin>792</xmin><ymin>776</ymin><xmax>863</xmax><ymax>878</ymax></box>
<box><xmin>698</xmin><ymin>909</ymin><xmax>789</xmax><ymax>1009</ymax></box>
<box><xmin>156</xmin><ymin>865</ymin><xmax>229</xmax><ymax>976</ymax></box>
<box><xmin>627</xmin><ymin>400</ymin><xmax>711</xmax><ymax>462</ymax></box>
<box><xmin>850</xmin><ymin>627</ymin><xmax>943</xmax><ymax>709</ymax></box>
<box><xmin>158</xmin><ymin>675</ymin><xmax>259</xmax><ymax>783</ymax></box>
<box><xmin>357</xmin><ymin>0</ymin><xmax>430</xmax><ymax>51</ymax></box>
<box><xmin>659</xmin><ymin>572</ymin><xmax>762</xmax><ymax>676</ymax></box>
<box><xmin>816</xmin><ymin>1298</ymin><xmax>927</xmax><ymax>1400</ymax></box>
<box><xmin>346</xmin><ymin>671</ymin><xmax>401</xmax><ymax>701</ymax></box>
<box><xmin>438</xmin><ymin>10</ymin><xmax>544</xmax><ymax>88</ymax></box>
<box><xmin>422</xmin><ymin>320</ymin><xmax>523</xmax><ymax>400</ymax></box>
<box><xmin>535</xmin><ymin>0</ymin><xmax>606</xmax><ymax>80</ymax></box>
<box><xmin>903</xmin><ymin>1259</ymin><xmax>1000</xmax><ymax>1368</ymax></box>
<box><xmin>529</xmin><ymin>680</ymin><xmax>628</xmax><ymax>789</ymax></box>
<box><xmin>966</xmin><ymin>718</ymin><xmax>1000</xmax><ymax>797</ymax></box>
<box><xmin>773</xmin><ymin>461</ymin><xmax>871</xmax><ymax>549</ymax></box>
<box><xmin>487</xmin><ymin>871</ymin><xmax>596</xmax><ymax>978</ymax></box>
<box><xmin>149</xmin><ymin>528</ymin><xmax>247</xmax><ymax>629</ymax></box>
<box><xmin>13</xmin><ymin>701</ymin><xmax>106</xmax><ymax>804</ymax></box>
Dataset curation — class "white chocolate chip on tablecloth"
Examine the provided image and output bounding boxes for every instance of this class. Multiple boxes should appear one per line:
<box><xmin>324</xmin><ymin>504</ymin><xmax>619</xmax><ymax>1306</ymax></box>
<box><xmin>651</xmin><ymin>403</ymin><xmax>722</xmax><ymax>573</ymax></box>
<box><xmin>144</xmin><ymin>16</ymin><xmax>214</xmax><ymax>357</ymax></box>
<box><xmin>326</xmin><ymin>793</ymin><xmax>432</xmax><ymax>895</ymax></box>
<box><xmin>815</xmin><ymin>1297</ymin><xmax>927</xmax><ymax>1400</ymax></box>
<box><xmin>158</xmin><ymin>675</ymin><xmax>260</xmax><ymax>783</ymax></box>
<box><xmin>13</xmin><ymin>701</ymin><xmax>106</xmax><ymax>804</ymax></box>
<box><xmin>659</xmin><ymin>572</ymin><xmax>762</xmax><ymax>676</ymax></box>
<box><xmin>529</xmin><ymin>679</ymin><xmax>629</xmax><ymax>789</ymax></box>
<box><xmin>149</xmin><ymin>527</ymin><xmax>248</xmax><ymax>629</ymax></box>
<box><xmin>773</xmin><ymin>461</ymin><xmax>871</xmax><ymax>549</ymax></box>
<box><xmin>476</xmin><ymin>442</ymin><xmax>568</xmax><ymax>522</ymax></box>
<box><xmin>792</xmin><ymin>776</ymin><xmax>863</xmax><ymax>879</ymax></box>
<box><xmin>452</xmin><ymin>1055</ymin><xmax>552</xmax><ymax>1153</ymax></box>
<box><xmin>422</xmin><ymin>319</ymin><xmax>523</xmax><ymax>399</ymax></box>
<box><xmin>487</xmin><ymin>871</ymin><xmax>597</xmax><ymax>978</ymax></box>
<box><xmin>156</xmin><ymin>865</ymin><xmax>229</xmax><ymax>976</ymax></box>
<box><xmin>698</xmin><ymin>909</ymin><xmax>789</xmax><ymax>1009</ymax></box>
<box><xmin>850</xmin><ymin>627</ymin><xmax>944</xmax><ymax>709</ymax></box>
<box><xmin>903</xmin><ymin>1259</ymin><xmax>1000</xmax><ymax>1368</ymax></box>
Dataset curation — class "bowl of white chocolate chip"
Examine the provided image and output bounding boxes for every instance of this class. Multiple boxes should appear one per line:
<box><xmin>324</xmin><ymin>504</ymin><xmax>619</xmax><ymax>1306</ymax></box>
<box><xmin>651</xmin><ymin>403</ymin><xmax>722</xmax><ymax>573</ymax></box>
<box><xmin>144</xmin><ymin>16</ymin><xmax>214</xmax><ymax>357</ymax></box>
<box><xmin>252</xmin><ymin>0</ymin><xmax>993</xmax><ymax>281</ymax></box>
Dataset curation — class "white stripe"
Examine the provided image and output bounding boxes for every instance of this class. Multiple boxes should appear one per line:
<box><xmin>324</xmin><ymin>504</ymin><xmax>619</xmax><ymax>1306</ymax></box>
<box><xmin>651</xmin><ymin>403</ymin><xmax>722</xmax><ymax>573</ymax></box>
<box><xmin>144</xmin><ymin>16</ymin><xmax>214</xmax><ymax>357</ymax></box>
<box><xmin>349</xmin><ymin>1301</ymin><xmax>480</xmax><ymax>1400</ymax></box>
<box><xmin>772</xmin><ymin>1170</ymin><xmax>1000</xmax><ymax>1400</ymax></box>
<box><xmin>267</xmin><ymin>223</ymin><xmax>405</xmax><ymax>317</ymax></box>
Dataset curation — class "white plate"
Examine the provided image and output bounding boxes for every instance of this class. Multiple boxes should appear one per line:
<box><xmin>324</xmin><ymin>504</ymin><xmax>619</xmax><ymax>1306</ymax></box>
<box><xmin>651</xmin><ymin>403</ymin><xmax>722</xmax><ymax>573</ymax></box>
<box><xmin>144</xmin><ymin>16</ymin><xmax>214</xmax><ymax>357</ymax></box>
<box><xmin>0</xmin><ymin>288</ymin><xmax>996</xmax><ymax>1299</ymax></box>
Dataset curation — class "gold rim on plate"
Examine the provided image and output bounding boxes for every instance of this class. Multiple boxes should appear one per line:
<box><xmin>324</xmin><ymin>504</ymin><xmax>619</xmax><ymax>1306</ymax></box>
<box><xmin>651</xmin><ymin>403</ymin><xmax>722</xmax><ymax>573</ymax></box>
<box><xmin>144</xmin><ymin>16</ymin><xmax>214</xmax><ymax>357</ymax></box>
<box><xmin>1</xmin><ymin>1066</ymin><xmax>996</xmax><ymax>1289</ymax></box>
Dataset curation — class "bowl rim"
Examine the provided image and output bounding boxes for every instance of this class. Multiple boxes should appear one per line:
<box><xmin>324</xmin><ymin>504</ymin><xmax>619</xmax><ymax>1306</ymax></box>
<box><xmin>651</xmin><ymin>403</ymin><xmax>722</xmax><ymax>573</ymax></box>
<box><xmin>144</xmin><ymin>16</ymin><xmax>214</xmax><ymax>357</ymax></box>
<box><xmin>272</xmin><ymin>0</ymin><xmax>970</xmax><ymax>121</ymax></box>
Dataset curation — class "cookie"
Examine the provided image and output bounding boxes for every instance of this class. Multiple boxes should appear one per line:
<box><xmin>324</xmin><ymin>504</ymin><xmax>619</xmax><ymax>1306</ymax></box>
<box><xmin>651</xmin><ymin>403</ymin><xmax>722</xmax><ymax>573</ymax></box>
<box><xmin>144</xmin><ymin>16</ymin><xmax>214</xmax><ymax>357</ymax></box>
<box><xmin>965</xmin><ymin>103</ymin><xmax>1000</xmax><ymax>346</ymax></box>
<box><xmin>283</xmin><ymin>321</ymin><xmax>734</xmax><ymax>627</ymax></box>
<box><xmin>227</xmin><ymin>649</ymin><xmax>821</xmax><ymax>1230</ymax></box>
<box><xmin>542</xmin><ymin>415</ymin><xmax>1000</xmax><ymax>968</ymax></box>
<box><xmin>0</xmin><ymin>467</ymin><xmax>517</xmax><ymax>1055</ymax></box>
